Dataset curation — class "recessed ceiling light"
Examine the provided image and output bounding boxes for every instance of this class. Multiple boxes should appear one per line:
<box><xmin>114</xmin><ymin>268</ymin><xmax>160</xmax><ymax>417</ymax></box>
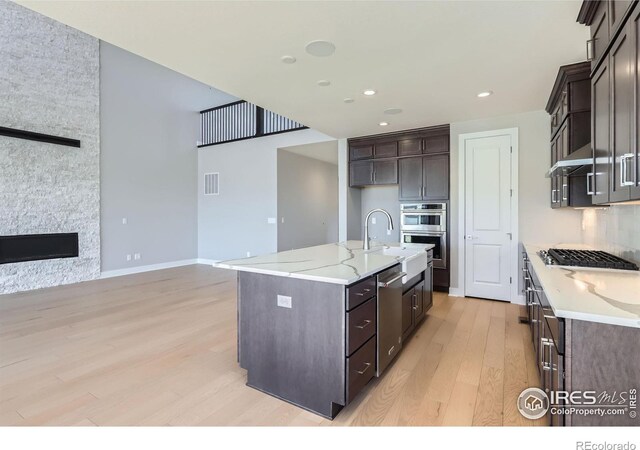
<box><xmin>317</xmin><ymin>80</ymin><xmax>331</xmax><ymax>87</ymax></box>
<box><xmin>343</xmin><ymin>98</ymin><xmax>354</xmax><ymax>103</ymax></box>
<box><xmin>379</xmin><ymin>121</ymin><xmax>389</xmax><ymax>126</ymax></box>
<box><xmin>305</xmin><ymin>40</ymin><xmax>336</xmax><ymax>57</ymax></box>
<box><xmin>281</xmin><ymin>55</ymin><xmax>296</xmax><ymax>64</ymax></box>
<box><xmin>384</xmin><ymin>108</ymin><xmax>403</xmax><ymax>115</ymax></box>
<box><xmin>477</xmin><ymin>90</ymin><xmax>493</xmax><ymax>98</ymax></box>
<box><xmin>363</xmin><ymin>89</ymin><xmax>377</xmax><ymax>96</ymax></box>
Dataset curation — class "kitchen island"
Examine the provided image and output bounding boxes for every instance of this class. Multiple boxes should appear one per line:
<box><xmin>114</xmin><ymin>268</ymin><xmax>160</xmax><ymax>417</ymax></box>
<box><xmin>214</xmin><ymin>241</ymin><xmax>433</xmax><ymax>418</ymax></box>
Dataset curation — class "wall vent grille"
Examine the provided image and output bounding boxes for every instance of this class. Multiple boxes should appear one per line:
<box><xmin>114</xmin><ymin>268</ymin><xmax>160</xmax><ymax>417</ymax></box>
<box><xmin>204</xmin><ymin>173</ymin><xmax>219</xmax><ymax>195</ymax></box>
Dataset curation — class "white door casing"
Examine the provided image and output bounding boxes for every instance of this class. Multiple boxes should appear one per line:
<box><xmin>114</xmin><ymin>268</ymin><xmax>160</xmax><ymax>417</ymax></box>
<box><xmin>463</xmin><ymin>131</ymin><xmax>515</xmax><ymax>301</ymax></box>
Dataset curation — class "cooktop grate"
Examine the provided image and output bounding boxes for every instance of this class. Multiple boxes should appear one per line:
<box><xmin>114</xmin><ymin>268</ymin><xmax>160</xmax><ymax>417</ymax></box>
<box><xmin>547</xmin><ymin>249</ymin><xmax>639</xmax><ymax>271</ymax></box>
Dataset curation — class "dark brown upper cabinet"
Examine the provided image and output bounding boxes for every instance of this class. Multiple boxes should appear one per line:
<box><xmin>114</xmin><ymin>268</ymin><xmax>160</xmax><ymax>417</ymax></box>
<box><xmin>349</xmin><ymin>143</ymin><xmax>373</xmax><ymax>161</ymax></box>
<box><xmin>348</xmin><ymin>124</ymin><xmax>449</xmax><ymax>189</ymax></box>
<box><xmin>398</xmin><ymin>138</ymin><xmax>422</xmax><ymax>156</ymax></box>
<box><xmin>349</xmin><ymin>159</ymin><xmax>398</xmax><ymax>187</ymax></box>
<box><xmin>579</xmin><ymin>0</ymin><xmax>636</xmax><ymax>71</ymax></box>
<box><xmin>423</xmin><ymin>134</ymin><xmax>449</xmax><ymax>154</ymax></box>
<box><xmin>580</xmin><ymin>1</ymin><xmax>640</xmax><ymax>204</ymax></box>
<box><xmin>591</xmin><ymin>60</ymin><xmax>611</xmax><ymax>205</ymax></box>
<box><xmin>373</xmin><ymin>141</ymin><xmax>398</xmax><ymax>158</ymax></box>
<box><xmin>545</xmin><ymin>61</ymin><xmax>593</xmax><ymax>208</ymax></box>
<box><xmin>398</xmin><ymin>154</ymin><xmax>449</xmax><ymax>201</ymax></box>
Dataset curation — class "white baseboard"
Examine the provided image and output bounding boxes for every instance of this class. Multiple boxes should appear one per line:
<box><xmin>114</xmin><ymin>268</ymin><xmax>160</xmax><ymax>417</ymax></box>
<box><xmin>196</xmin><ymin>258</ymin><xmax>221</xmax><ymax>265</ymax></box>
<box><xmin>100</xmin><ymin>259</ymin><xmax>199</xmax><ymax>279</ymax></box>
<box><xmin>512</xmin><ymin>294</ymin><xmax>526</xmax><ymax>305</ymax></box>
<box><xmin>448</xmin><ymin>288</ymin><xmax>464</xmax><ymax>297</ymax></box>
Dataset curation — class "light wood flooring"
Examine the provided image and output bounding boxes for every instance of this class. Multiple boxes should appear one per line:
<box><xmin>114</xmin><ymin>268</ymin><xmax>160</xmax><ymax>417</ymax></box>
<box><xmin>0</xmin><ymin>265</ymin><xmax>547</xmax><ymax>426</ymax></box>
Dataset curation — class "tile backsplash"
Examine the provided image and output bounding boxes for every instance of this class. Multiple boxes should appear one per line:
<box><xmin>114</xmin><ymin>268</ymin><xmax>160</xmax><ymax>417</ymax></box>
<box><xmin>582</xmin><ymin>204</ymin><xmax>640</xmax><ymax>264</ymax></box>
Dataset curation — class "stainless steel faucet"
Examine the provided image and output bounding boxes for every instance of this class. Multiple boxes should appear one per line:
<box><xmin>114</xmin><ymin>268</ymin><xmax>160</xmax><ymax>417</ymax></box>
<box><xmin>363</xmin><ymin>209</ymin><xmax>394</xmax><ymax>250</ymax></box>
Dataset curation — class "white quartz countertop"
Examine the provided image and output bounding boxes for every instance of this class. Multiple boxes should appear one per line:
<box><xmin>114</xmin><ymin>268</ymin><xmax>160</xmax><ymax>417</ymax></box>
<box><xmin>214</xmin><ymin>241</ymin><xmax>434</xmax><ymax>285</ymax></box>
<box><xmin>524</xmin><ymin>243</ymin><xmax>640</xmax><ymax>328</ymax></box>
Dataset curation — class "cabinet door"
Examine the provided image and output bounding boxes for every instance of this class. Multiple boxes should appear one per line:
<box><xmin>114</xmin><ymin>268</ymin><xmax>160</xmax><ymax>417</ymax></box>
<box><xmin>413</xmin><ymin>281</ymin><xmax>425</xmax><ymax>324</ymax></box>
<box><xmin>592</xmin><ymin>60</ymin><xmax>611</xmax><ymax>204</ymax></box>
<box><xmin>374</xmin><ymin>141</ymin><xmax>398</xmax><ymax>159</ymax></box>
<box><xmin>401</xmin><ymin>289</ymin><xmax>414</xmax><ymax>339</ymax></box>
<box><xmin>398</xmin><ymin>157</ymin><xmax>423</xmax><ymax>201</ymax></box>
<box><xmin>373</xmin><ymin>160</ymin><xmax>398</xmax><ymax>185</ymax></box>
<box><xmin>423</xmin><ymin>135</ymin><xmax>448</xmax><ymax>154</ymax></box>
<box><xmin>610</xmin><ymin>0</ymin><xmax>633</xmax><ymax>33</ymax></box>
<box><xmin>610</xmin><ymin>25</ymin><xmax>633</xmax><ymax>202</ymax></box>
<box><xmin>349</xmin><ymin>161</ymin><xmax>373</xmax><ymax>187</ymax></box>
<box><xmin>398</xmin><ymin>138</ymin><xmax>422</xmax><ymax>156</ymax></box>
<box><xmin>423</xmin><ymin>154</ymin><xmax>449</xmax><ymax>200</ymax></box>
<box><xmin>350</xmin><ymin>144</ymin><xmax>374</xmax><ymax>161</ymax></box>
<box><xmin>591</xmin><ymin>0</ymin><xmax>610</xmax><ymax>70</ymax></box>
<box><xmin>631</xmin><ymin>4</ymin><xmax>640</xmax><ymax>199</ymax></box>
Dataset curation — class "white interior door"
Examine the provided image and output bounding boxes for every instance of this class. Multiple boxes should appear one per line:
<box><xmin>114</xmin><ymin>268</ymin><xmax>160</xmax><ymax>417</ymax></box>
<box><xmin>464</xmin><ymin>133</ymin><xmax>512</xmax><ymax>301</ymax></box>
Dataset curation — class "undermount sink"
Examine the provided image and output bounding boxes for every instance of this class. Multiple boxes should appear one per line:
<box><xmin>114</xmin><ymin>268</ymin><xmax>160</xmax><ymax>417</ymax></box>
<box><xmin>373</xmin><ymin>246</ymin><xmax>429</xmax><ymax>283</ymax></box>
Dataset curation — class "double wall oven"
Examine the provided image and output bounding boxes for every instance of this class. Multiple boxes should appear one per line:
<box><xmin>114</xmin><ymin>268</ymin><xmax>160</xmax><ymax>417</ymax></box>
<box><xmin>400</xmin><ymin>203</ymin><xmax>447</xmax><ymax>269</ymax></box>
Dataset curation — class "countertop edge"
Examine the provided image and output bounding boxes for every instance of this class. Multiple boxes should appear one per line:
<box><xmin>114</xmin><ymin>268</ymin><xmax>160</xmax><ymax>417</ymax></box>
<box><xmin>523</xmin><ymin>243</ymin><xmax>640</xmax><ymax>329</ymax></box>
<box><xmin>213</xmin><ymin>259</ymin><xmax>403</xmax><ymax>285</ymax></box>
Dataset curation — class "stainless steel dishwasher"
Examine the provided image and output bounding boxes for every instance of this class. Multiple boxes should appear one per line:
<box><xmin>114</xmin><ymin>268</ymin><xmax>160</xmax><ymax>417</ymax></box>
<box><xmin>376</xmin><ymin>264</ymin><xmax>405</xmax><ymax>376</ymax></box>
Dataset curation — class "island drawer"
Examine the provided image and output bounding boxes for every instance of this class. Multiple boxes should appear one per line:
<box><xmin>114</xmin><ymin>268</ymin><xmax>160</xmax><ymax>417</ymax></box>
<box><xmin>346</xmin><ymin>297</ymin><xmax>376</xmax><ymax>356</ymax></box>
<box><xmin>346</xmin><ymin>276</ymin><xmax>376</xmax><ymax>310</ymax></box>
<box><xmin>346</xmin><ymin>335</ymin><xmax>376</xmax><ymax>403</ymax></box>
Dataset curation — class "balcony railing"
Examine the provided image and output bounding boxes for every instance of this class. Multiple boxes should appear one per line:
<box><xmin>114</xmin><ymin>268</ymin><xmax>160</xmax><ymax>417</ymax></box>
<box><xmin>198</xmin><ymin>100</ymin><xmax>306</xmax><ymax>147</ymax></box>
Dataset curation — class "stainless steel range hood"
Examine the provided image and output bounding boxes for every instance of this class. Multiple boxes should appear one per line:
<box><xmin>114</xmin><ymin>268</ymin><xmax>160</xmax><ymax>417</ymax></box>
<box><xmin>546</xmin><ymin>143</ymin><xmax>593</xmax><ymax>178</ymax></box>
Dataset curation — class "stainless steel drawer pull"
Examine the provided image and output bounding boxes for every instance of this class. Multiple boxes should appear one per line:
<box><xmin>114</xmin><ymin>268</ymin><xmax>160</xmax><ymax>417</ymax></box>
<box><xmin>355</xmin><ymin>362</ymin><xmax>371</xmax><ymax>375</ymax></box>
<box><xmin>355</xmin><ymin>320</ymin><xmax>372</xmax><ymax>329</ymax></box>
<box><xmin>586</xmin><ymin>172</ymin><xmax>595</xmax><ymax>195</ymax></box>
<box><xmin>378</xmin><ymin>272</ymin><xmax>407</xmax><ymax>288</ymax></box>
<box><xmin>355</xmin><ymin>288</ymin><xmax>371</xmax><ymax>297</ymax></box>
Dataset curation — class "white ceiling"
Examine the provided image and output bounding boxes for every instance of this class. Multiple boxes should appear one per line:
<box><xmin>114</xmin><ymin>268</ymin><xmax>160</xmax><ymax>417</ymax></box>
<box><xmin>280</xmin><ymin>140</ymin><xmax>338</xmax><ymax>165</ymax></box>
<box><xmin>18</xmin><ymin>1</ymin><xmax>589</xmax><ymax>139</ymax></box>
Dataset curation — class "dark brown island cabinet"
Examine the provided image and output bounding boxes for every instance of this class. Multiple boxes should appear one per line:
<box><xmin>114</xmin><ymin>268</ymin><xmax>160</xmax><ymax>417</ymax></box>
<box><xmin>237</xmin><ymin>263</ymin><xmax>432</xmax><ymax>419</ymax></box>
<box><xmin>348</xmin><ymin>125</ymin><xmax>450</xmax><ymax>292</ymax></box>
<box><xmin>545</xmin><ymin>61</ymin><xmax>593</xmax><ymax>208</ymax></box>
<box><xmin>578</xmin><ymin>0</ymin><xmax>640</xmax><ymax>204</ymax></box>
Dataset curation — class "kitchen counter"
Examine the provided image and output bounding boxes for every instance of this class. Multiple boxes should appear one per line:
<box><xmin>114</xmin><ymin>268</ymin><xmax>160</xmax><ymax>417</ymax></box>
<box><xmin>523</xmin><ymin>243</ymin><xmax>640</xmax><ymax>328</ymax></box>
<box><xmin>214</xmin><ymin>240</ymin><xmax>434</xmax><ymax>285</ymax></box>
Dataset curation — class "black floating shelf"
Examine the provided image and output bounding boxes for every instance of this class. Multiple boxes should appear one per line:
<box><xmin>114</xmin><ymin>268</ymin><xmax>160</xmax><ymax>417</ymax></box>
<box><xmin>0</xmin><ymin>126</ymin><xmax>81</xmax><ymax>148</ymax></box>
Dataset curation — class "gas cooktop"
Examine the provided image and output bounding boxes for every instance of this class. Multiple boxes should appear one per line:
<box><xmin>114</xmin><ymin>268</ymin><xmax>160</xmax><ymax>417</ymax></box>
<box><xmin>538</xmin><ymin>249</ymin><xmax>639</xmax><ymax>271</ymax></box>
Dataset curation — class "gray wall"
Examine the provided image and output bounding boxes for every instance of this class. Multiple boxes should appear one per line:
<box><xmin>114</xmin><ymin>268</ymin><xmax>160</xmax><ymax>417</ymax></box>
<box><xmin>100</xmin><ymin>42</ymin><xmax>236</xmax><ymax>272</ymax></box>
<box><xmin>360</xmin><ymin>185</ymin><xmax>401</xmax><ymax>243</ymax></box>
<box><xmin>450</xmin><ymin>110</ymin><xmax>584</xmax><ymax>293</ymax></box>
<box><xmin>0</xmin><ymin>2</ymin><xmax>100</xmax><ymax>294</ymax></box>
<box><xmin>198</xmin><ymin>128</ymin><xmax>335</xmax><ymax>261</ymax></box>
<box><xmin>277</xmin><ymin>150</ymin><xmax>338</xmax><ymax>251</ymax></box>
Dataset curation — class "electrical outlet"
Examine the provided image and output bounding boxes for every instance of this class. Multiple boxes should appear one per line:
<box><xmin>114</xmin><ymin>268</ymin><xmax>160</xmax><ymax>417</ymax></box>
<box><xmin>126</xmin><ymin>254</ymin><xmax>131</xmax><ymax>261</ymax></box>
<box><xmin>277</xmin><ymin>295</ymin><xmax>292</xmax><ymax>308</ymax></box>
<box><xmin>134</xmin><ymin>253</ymin><xmax>141</xmax><ymax>260</ymax></box>
<box><xmin>267</xmin><ymin>217</ymin><xmax>276</xmax><ymax>224</ymax></box>
<box><xmin>387</xmin><ymin>229</ymin><xmax>391</xmax><ymax>235</ymax></box>
<box><xmin>122</xmin><ymin>218</ymin><xmax>127</xmax><ymax>225</ymax></box>
<box><xmin>246</xmin><ymin>251</ymin><xmax>251</xmax><ymax>257</ymax></box>
<box><xmin>371</xmin><ymin>217</ymin><xmax>377</xmax><ymax>225</ymax></box>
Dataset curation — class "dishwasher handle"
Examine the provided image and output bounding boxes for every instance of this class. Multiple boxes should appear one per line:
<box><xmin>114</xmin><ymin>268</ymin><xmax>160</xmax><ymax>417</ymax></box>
<box><xmin>377</xmin><ymin>272</ymin><xmax>407</xmax><ymax>288</ymax></box>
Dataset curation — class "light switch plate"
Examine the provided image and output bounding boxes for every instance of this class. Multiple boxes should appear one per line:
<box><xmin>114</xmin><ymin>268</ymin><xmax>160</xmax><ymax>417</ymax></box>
<box><xmin>277</xmin><ymin>295</ymin><xmax>292</xmax><ymax>308</ymax></box>
<box><xmin>371</xmin><ymin>217</ymin><xmax>377</xmax><ymax>225</ymax></box>
<box><xmin>267</xmin><ymin>217</ymin><xmax>276</xmax><ymax>224</ymax></box>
